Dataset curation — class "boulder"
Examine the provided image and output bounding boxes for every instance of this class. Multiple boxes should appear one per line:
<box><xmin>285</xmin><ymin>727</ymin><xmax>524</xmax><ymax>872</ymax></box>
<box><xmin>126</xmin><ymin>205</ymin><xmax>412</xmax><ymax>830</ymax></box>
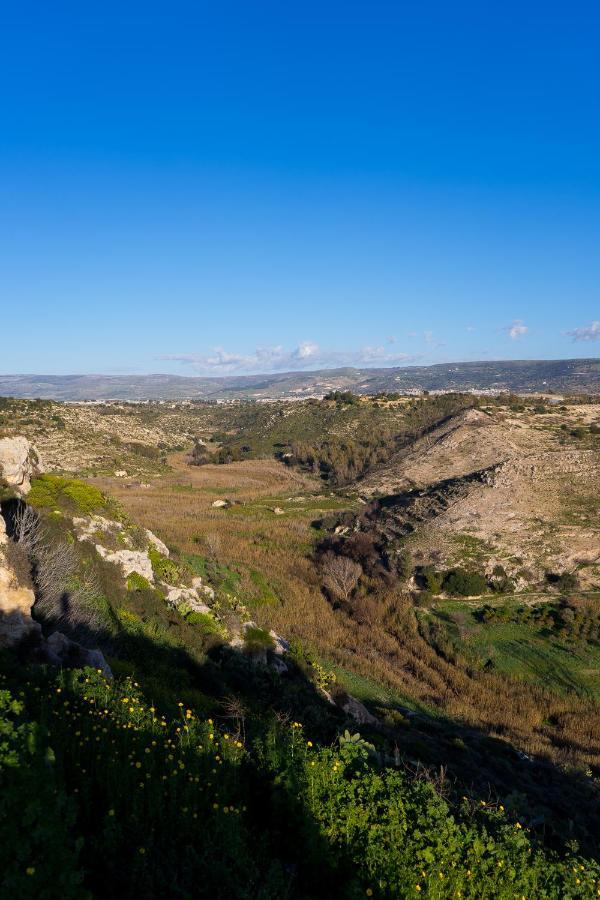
<box><xmin>269</xmin><ymin>629</ymin><xmax>290</xmax><ymax>656</ymax></box>
<box><xmin>338</xmin><ymin>695</ymin><xmax>378</xmax><ymax>727</ymax></box>
<box><xmin>0</xmin><ymin>436</ymin><xmax>42</xmax><ymax>496</ymax></box>
<box><xmin>46</xmin><ymin>631</ymin><xmax>112</xmax><ymax>678</ymax></box>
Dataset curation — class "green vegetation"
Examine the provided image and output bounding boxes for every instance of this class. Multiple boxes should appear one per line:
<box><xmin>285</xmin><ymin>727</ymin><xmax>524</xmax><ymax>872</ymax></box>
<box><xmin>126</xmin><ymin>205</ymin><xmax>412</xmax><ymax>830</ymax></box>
<box><xmin>126</xmin><ymin>571</ymin><xmax>153</xmax><ymax>592</ymax></box>
<box><xmin>28</xmin><ymin>474</ymin><xmax>108</xmax><ymax>515</ymax></box>
<box><xmin>211</xmin><ymin>393</ymin><xmax>475</xmax><ymax>485</ymax></box>
<box><xmin>426</xmin><ymin>599</ymin><xmax>600</xmax><ymax>696</ymax></box>
<box><xmin>323</xmin><ymin>390</ymin><xmax>360</xmax><ymax>404</ymax></box>
<box><xmin>443</xmin><ymin>568</ymin><xmax>489</xmax><ymax>597</ymax></box>
<box><xmin>148</xmin><ymin>547</ymin><xmax>181</xmax><ymax>585</ymax></box>
<box><xmin>2</xmin><ymin>664</ymin><xmax>599</xmax><ymax>899</ymax></box>
<box><xmin>243</xmin><ymin>626</ymin><xmax>275</xmax><ymax>653</ymax></box>
<box><xmin>248</xmin><ymin>568</ymin><xmax>279</xmax><ymax>606</ymax></box>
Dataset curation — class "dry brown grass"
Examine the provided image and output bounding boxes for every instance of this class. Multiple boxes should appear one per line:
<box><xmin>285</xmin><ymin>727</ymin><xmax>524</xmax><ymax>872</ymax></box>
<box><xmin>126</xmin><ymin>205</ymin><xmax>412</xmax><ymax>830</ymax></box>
<box><xmin>92</xmin><ymin>453</ymin><xmax>600</xmax><ymax>771</ymax></box>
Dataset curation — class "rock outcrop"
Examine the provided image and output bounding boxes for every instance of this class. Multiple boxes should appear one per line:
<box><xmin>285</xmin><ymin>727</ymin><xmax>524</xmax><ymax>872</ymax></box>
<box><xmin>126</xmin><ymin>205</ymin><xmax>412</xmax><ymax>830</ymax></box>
<box><xmin>73</xmin><ymin>515</ymin><xmax>163</xmax><ymax>581</ymax></box>
<box><xmin>0</xmin><ymin>438</ymin><xmax>110</xmax><ymax>674</ymax></box>
<box><xmin>44</xmin><ymin>631</ymin><xmax>111</xmax><ymax>678</ymax></box>
<box><xmin>164</xmin><ymin>584</ymin><xmax>211</xmax><ymax>615</ymax></box>
<box><xmin>0</xmin><ymin>436</ymin><xmax>43</xmax><ymax>496</ymax></box>
<box><xmin>0</xmin><ymin>514</ymin><xmax>40</xmax><ymax>648</ymax></box>
<box><xmin>95</xmin><ymin>546</ymin><xmax>156</xmax><ymax>582</ymax></box>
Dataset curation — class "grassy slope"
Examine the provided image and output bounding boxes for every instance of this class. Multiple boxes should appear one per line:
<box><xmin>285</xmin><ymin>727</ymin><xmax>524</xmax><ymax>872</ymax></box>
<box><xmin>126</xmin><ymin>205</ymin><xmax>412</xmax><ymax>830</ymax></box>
<box><xmin>427</xmin><ymin>600</ymin><xmax>600</xmax><ymax>696</ymax></box>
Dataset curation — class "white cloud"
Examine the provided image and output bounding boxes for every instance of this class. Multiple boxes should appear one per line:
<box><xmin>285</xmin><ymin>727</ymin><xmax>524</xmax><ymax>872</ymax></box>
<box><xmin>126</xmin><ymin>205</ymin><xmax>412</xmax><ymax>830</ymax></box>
<box><xmin>160</xmin><ymin>342</ymin><xmax>416</xmax><ymax>375</ymax></box>
<box><xmin>565</xmin><ymin>320</ymin><xmax>600</xmax><ymax>342</ymax></box>
<box><xmin>465</xmin><ymin>325</ymin><xmax>476</xmax><ymax>333</ymax></box>
<box><xmin>503</xmin><ymin>319</ymin><xmax>528</xmax><ymax>340</ymax></box>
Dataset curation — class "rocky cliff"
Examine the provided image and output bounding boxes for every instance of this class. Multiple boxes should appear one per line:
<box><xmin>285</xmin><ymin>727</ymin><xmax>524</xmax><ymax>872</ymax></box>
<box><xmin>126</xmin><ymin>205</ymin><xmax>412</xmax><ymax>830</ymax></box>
<box><xmin>0</xmin><ymin>437</ymin><xmax>111</xmax><ymax>674</ymax></box>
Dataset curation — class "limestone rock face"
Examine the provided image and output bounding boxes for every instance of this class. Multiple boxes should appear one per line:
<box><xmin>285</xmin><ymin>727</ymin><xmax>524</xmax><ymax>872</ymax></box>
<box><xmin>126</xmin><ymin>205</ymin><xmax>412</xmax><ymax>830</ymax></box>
<box><xmin>164</xmin><ymin>584</ymin><xmax>211</xmax><ymax>614</ymax></box>
<box><xmin>72</xmin><ymin>516</ymin><xmax>169</xmax><ymax>580</ymax></box>
<box><xmin>0</xmin><ymin>514</ymin><xmax>40</xmax><ymax>648</ymax></box>
<box><xmin>0</xmin><ymin>559</ymin><xmax>40</xmax><ymax>647</ymax></box>
<box><xmin>145</xmin><ymin>529</ymin><xmax>169</xmax><ymax>557</ymax></box>
<box><xmin>0</xmin><ymin>436</ymin><xmax>42</xmax><ymax>496</ymax></box>
<box><xmin>94</xmin><ymin>546</ymin><xmax>155</xmax><ymax>582</ymax></box>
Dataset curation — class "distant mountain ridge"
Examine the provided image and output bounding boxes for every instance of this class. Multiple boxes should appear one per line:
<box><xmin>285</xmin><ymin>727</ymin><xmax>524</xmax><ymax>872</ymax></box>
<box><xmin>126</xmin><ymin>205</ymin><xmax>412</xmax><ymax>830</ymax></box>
<box><xmin>1</xmin><ymin>358</ymin><xmax>599</xmax><ymax>400</ymax></box>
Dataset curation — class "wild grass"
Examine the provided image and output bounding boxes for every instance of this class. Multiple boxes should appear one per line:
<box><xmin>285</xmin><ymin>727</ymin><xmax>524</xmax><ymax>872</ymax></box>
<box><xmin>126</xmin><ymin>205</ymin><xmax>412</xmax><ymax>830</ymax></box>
<box><xmin>94</xmin><ymin>455</ymin><xmax>600</xmax><ymax>774</ymax></box>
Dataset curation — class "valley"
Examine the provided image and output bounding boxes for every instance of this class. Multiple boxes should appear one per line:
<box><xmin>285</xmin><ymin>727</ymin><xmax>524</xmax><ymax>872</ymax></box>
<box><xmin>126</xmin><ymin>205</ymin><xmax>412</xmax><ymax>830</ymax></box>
<box><xmin>1</xmin><ymin>389</ymin><xmax>600</xmax><ymax>897</ymax></box>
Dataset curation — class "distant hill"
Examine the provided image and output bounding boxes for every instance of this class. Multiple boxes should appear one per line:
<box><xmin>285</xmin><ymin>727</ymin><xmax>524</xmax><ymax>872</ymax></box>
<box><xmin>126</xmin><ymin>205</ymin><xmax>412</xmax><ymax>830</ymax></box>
<box><xmin>1</xmin><ymin>357</ymin><xmax>599</xmax><ymax>400</ymax></box>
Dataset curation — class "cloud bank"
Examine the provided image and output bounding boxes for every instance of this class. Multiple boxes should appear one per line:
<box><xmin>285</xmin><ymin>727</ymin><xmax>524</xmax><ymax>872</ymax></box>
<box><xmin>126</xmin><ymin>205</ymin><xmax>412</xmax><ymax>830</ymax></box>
<box><xmin>160</xmin><ymin>342</ymin><xmax>416</xmax><ymax>375</ymax></box>
<box><xmin>565</xmin><ymin>321</ymin><xmax>600</xmax><ymax>342</ymax></box>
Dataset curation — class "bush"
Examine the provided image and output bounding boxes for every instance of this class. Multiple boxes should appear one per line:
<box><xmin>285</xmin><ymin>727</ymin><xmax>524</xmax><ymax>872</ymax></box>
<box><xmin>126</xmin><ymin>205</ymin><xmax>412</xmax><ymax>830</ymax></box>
<box><xmin>148</xmin><ymin>548</ymin><xmax>181</xmax><ymax>585</ymax></box>
<box><xmin>421</xmin><ymin>566</ymin><xmax>442</xmax><ymax>594</ymax></box>
<box><xmin>127</xmin><ymin>572</ymin><xmax>153</xmax><ymax>592</ymax></box>
<box><xmin>188</xmin><ymin>440</ymin><xmax>211</xmax><ymax>466</ymax></box>
<box><xmin>243</xmin><ymin>626</ymin><xmax>275</xmax><ymax>654</ymax></box>
<box><xmin>185</xmin><ymin>611</ymin><xmax>226</xmax><ymax>637</ymax></box>
<box><xmin>554</xmin><ymin>571</ymin><xmax>579</xmax><ymax>593</ymax></box>
<box><xmin>443</xmin><ymin>569</ymin><xmax>489</xmax><ymax>597</ymax></box>
<box><xmin>28</xmin><ymin>474</ymin><xmax>107</xmax><ymax>515</ymax></box>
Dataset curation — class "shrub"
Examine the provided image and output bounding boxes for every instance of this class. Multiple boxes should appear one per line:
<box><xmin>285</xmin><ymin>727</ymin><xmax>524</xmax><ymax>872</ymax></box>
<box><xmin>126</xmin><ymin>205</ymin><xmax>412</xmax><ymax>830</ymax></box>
<box><xmin>554</xmin><ymin>571</ymin><xmax>579</xmax><ymax>593</ymax></box>
<box><xmin>443</xmin><ymin>568</ymin><xmax>489</xmax><ymax>597</ymax></box>
<box><xmin>188</xmin><ymin>440</ymin><xmax>211</xmax><ymax>466</ymax></box>
<box><xmin>395</xmin><ymin>548</ymin><xmax>413</xmax><ymax>580</ymax></box>
<box><xmin>0</xmin><ymin>689</ymin><xmax>84</xmax><ymax>899</ymax></box>
<box><xmin>185</xmin><ymin>611</ymin><xmax>226</xmax><ymax>637</ymax></box>
<box><xmin>421</xmin><ymin>566</ymin><xmax>442</xmax><ymax>594</ymax></box>
<box><xmin>243</xmin><ymin>626</ymin><xmax>275</xmax><ymax>654</ymax></box>
<box><xmin>148</xmin><ymin>548</ymin><xmax>181</xmax><ymax>585</ymax></box>
<box><xmin>28</xmin><ymin>474</ymin><xmax>107</xmax><ymax>515</ymax></box>
<box><xmin>127</xmin><ymin>572</ymin><xmax>152</xmax><ymax>592</ymax></box>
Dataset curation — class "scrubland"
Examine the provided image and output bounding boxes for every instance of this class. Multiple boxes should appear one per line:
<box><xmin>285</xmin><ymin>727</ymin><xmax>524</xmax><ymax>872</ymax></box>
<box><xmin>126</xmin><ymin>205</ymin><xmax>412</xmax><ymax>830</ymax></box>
<box><xmin>2</xmin><ymin>392</ymin><xmax>600</xmax><ymax>897</ymax></box>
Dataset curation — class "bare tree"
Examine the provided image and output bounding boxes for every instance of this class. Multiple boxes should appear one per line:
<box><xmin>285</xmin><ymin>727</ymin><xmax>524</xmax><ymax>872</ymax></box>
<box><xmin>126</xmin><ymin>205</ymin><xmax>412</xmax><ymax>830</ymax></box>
<box><xmin>12</xmin><ymin>502</ymin><xmax>40</xmax><ymax>549</ymax></box>
<box><xmin>320</xmin><ymin>552</ymin><xmax>362</xmax><ymax>604</ymax></box>
<box><xmin>13</xmin><ymin>503</ymin><xmax>105</xmax><ymax>635</ymax></box>
<box><xmin>204</xmin><ymin>532</ymin><xmax>222</xmax><ymax>560</ymax></box>
<box><xmin>221</xmin><ymin>695</ymin><xmax>247</xmax><ymax>742</ymax></box>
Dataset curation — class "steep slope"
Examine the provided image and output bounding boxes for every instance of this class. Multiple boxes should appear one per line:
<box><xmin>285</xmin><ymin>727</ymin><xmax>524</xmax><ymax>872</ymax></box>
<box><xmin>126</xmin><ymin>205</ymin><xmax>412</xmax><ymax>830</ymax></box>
<box><xmin>354</xmin><ymin>404</ymin><xmax>600</xmax><ymax>587</ymax></box>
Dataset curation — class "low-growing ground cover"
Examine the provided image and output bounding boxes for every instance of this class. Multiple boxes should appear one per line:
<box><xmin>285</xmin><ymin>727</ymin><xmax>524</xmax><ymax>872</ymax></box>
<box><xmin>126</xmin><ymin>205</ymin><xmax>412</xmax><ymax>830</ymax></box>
<box><xmin>2</xmin><ymin>661</ymin><xmax>600</xmax><ymax>899</ymax></box>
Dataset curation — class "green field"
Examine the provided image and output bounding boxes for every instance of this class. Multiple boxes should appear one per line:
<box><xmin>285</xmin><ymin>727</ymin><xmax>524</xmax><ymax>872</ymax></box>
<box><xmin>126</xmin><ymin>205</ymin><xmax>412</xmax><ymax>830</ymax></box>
<box><xmin>427</xmin><ymin>600</ymin><xmax>600</xmax><ymax>696</ymax></box>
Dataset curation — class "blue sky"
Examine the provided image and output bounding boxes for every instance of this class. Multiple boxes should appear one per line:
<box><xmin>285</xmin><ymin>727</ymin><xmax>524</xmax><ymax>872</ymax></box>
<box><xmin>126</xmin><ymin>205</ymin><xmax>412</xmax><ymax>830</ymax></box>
<box><xmin>1</xmin><ymin>1</ymin><xmax>599</xmax><ymax>375</ymax></box>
